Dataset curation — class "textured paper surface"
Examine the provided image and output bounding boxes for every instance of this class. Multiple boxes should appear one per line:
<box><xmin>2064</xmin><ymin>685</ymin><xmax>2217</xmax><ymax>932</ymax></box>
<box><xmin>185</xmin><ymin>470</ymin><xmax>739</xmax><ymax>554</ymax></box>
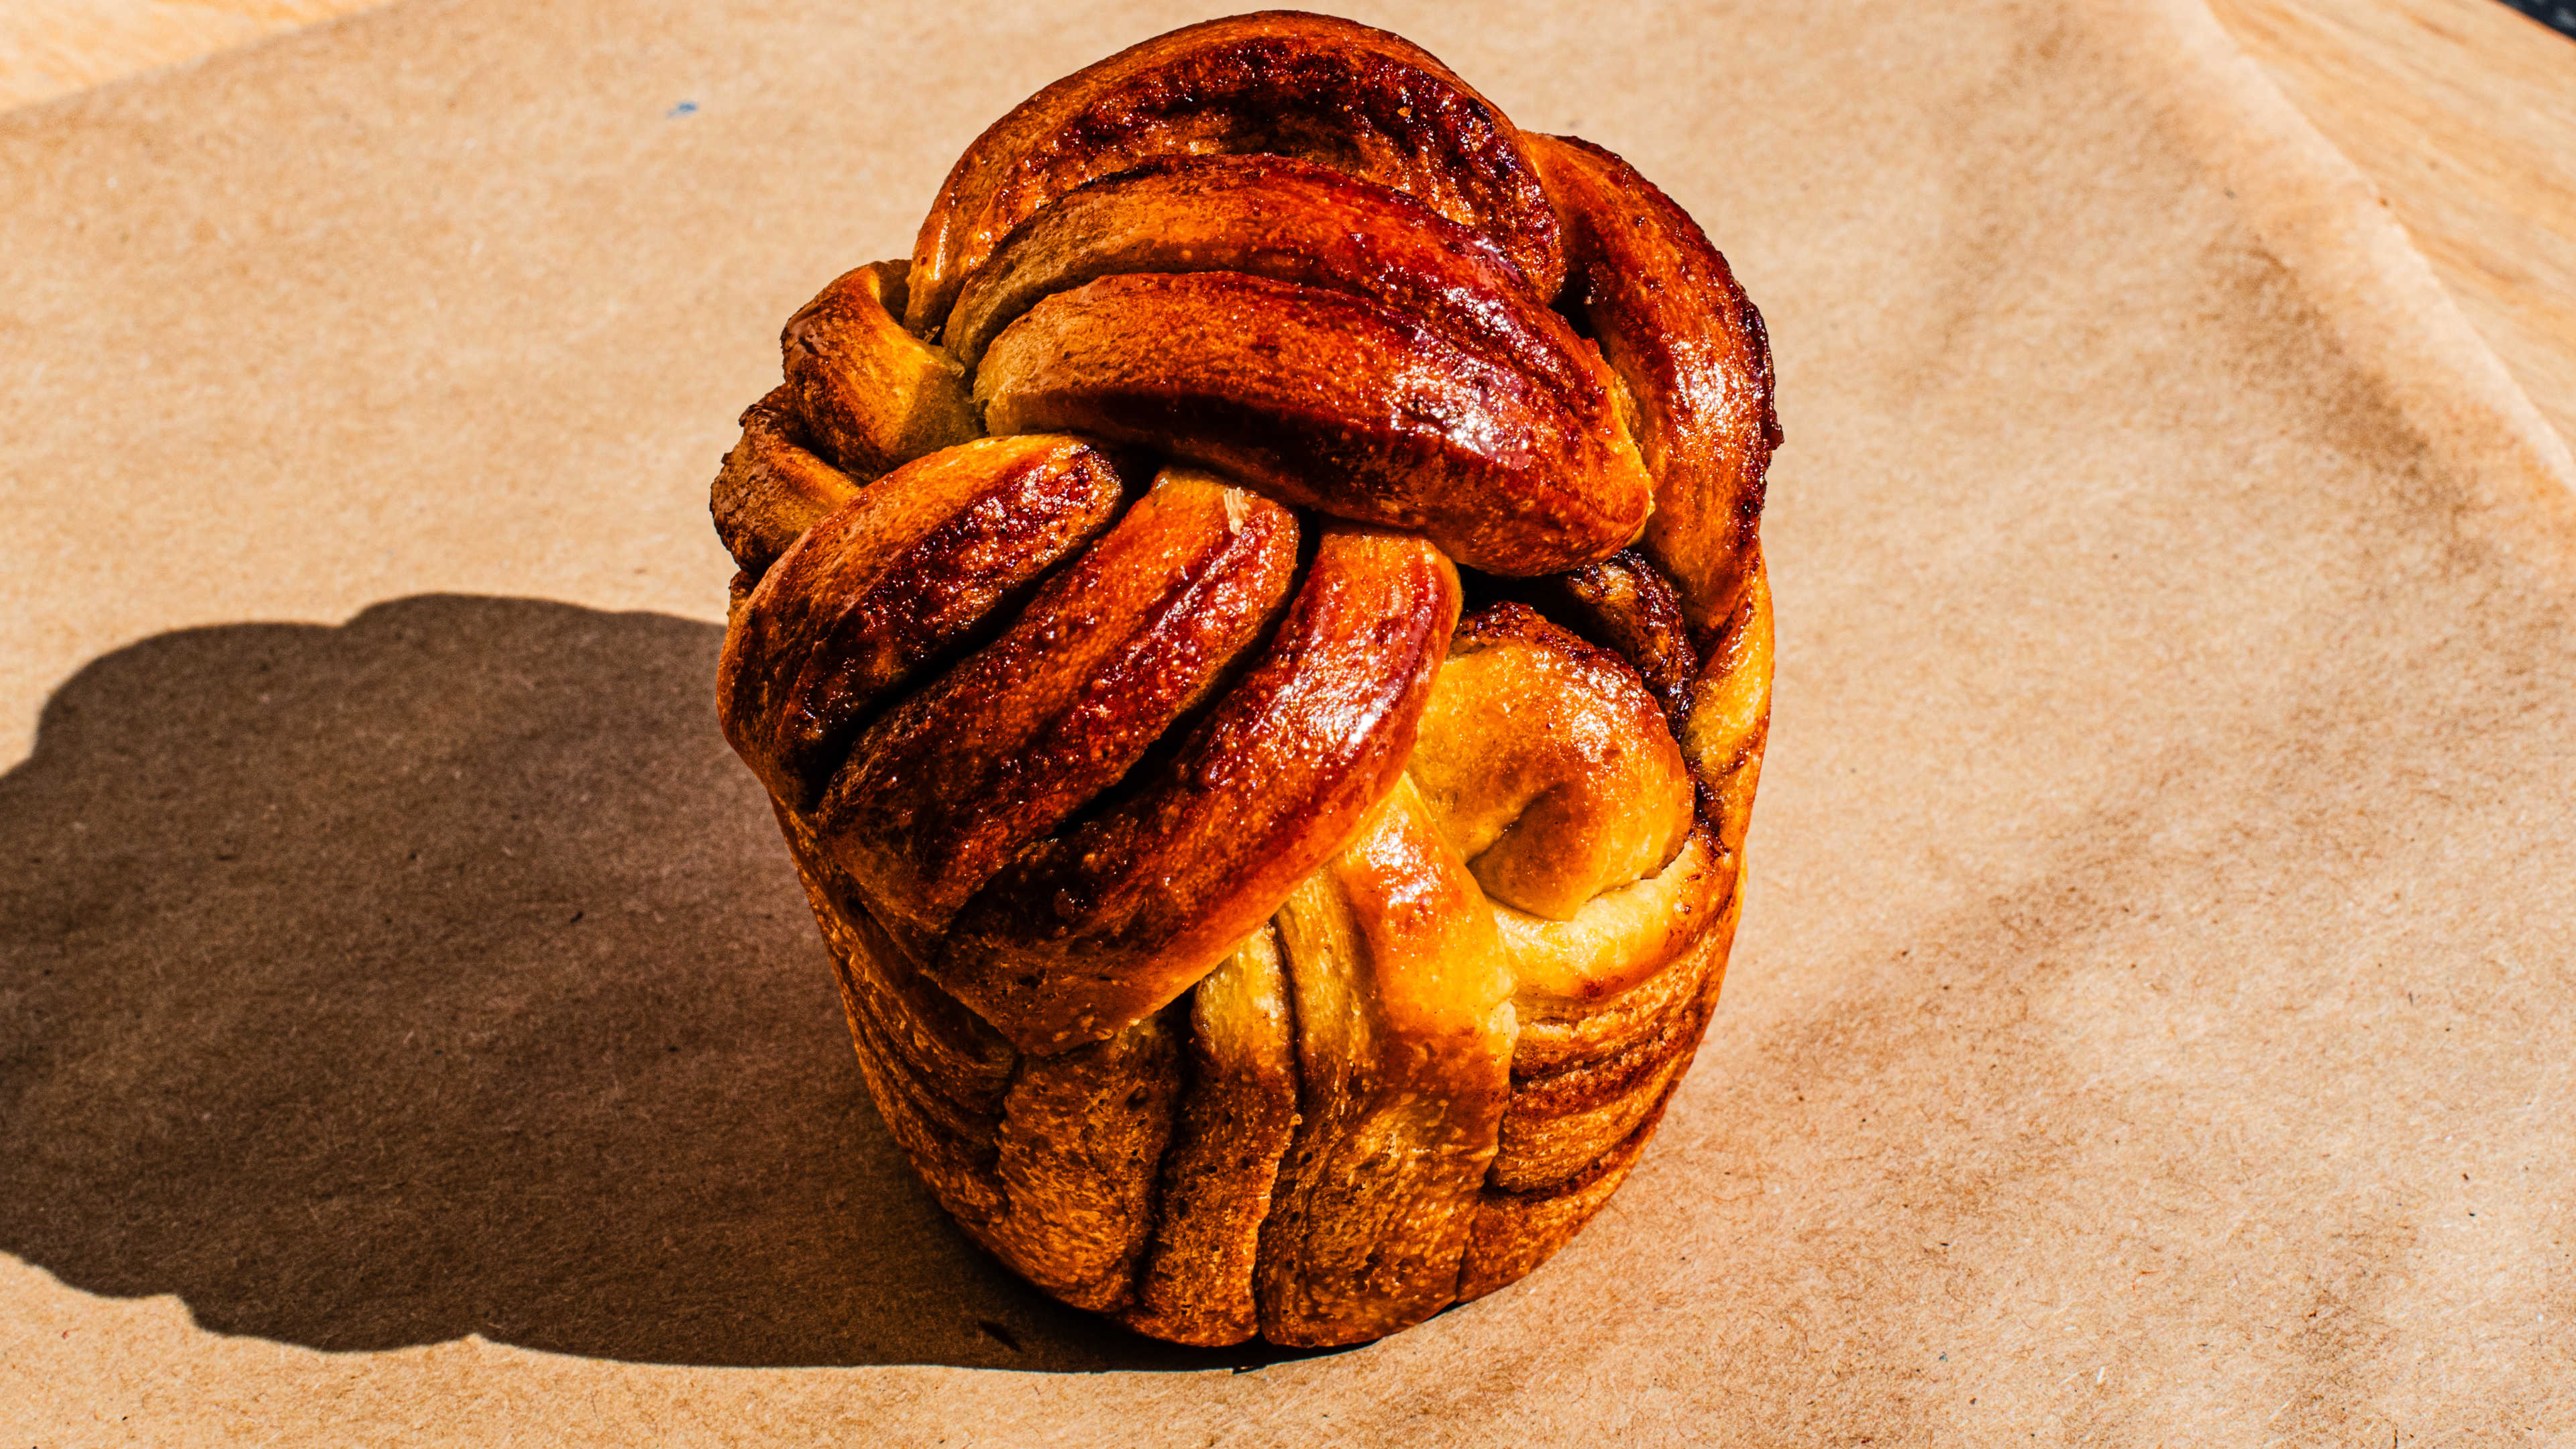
<box><xmin>4</xmin><ymin>0</ymin><xmax>2573</xmax><ymax>1442</ymax></box>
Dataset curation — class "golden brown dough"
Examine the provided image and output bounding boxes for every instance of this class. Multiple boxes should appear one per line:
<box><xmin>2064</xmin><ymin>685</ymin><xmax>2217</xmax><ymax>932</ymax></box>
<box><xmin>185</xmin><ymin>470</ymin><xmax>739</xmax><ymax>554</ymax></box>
<box><xmin>977</xmin><ymin>271</ymin><xmax>1650</xmax><ymax>576</ymax></box>
<box><xmin>1409</xmin><ymin>604</ymin><xmax>1697</xmax><ymax>920</ymax></box>
<box><xmin>1530</xmin><ymin>136</ymin><xmax>1780</xmax><ymax>631</ymax></box>
<box><xmin>710</xmin><ymin>10</ymin><xmax>1776</xmax><ymax>1346</ymax></box>
<box><xmin>1259</xmin><ymin>779</ymin><xmax>1514</xmax><ymax>1345</ymax></box>
<box><xmin>717</xmin><ymin>434</ymin><xmax>1128</xmax><ymax>810</ymax></box>
<box><xmin>904</xmin><ymin>12</ymin><xmax>1565</xmax><ymax>331</ymax></box>
<box><xmin>710</xmin><ymin>388</ymin><xmax>865</xmax><ymax>579</ymax></box>
<box><xmin>1119</xmin><ymin>928</ymin><xmax>1299</xmax><ymax>1346</ymax></box>
<box><xmin>943</xmin><ymin>156</ymin><xmax>1576</xmax><ymax>377</ymax></box>
<box><xmin>816</xmin><ymin>470</ymin><xmax>1300</xmax><ymax>946</ymax></box>
<box><xmin>780</xmin><ymin>261</ymin><xmax>977</xmax><ymax>481</ymax></box>
<box><xmin>930</xmin><ymin>526</ymin><xmax>1460</xmax><ymax>1052</ymax></box>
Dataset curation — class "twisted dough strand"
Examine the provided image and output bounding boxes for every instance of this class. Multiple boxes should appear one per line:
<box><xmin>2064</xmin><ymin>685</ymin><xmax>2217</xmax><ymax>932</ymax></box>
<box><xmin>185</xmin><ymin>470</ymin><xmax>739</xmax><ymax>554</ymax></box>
<box><xmin>713</xmin><ymin>10</ymin><xmax>1774</xmax><ymax>1347</ymax></box>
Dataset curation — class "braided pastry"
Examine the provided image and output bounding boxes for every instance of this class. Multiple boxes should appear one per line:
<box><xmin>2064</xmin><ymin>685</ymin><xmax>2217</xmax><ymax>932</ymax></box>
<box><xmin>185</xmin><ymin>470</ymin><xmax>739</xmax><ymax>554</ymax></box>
<box><xmin>711</xmin><ymin>11</ymin><xmax>1776</xmax><ymax>1348</ymax></box>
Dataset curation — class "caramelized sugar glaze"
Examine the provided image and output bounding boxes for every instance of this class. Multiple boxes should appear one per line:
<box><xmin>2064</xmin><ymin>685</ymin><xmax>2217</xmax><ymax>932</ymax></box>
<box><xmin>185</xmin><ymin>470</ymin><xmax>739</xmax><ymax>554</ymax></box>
<box><xmin>710</xmin><ymin>11</ymin><xmax>1777</xmax><ymax>1347</ymax></box>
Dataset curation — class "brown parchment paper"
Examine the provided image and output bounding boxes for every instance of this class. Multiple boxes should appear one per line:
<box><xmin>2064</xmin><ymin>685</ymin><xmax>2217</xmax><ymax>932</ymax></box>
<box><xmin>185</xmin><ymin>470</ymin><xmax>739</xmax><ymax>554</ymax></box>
<box><xmin>3</xmin><ymin>0</ymin><xmax>2573</xmax><ymax>1442</ymax></box>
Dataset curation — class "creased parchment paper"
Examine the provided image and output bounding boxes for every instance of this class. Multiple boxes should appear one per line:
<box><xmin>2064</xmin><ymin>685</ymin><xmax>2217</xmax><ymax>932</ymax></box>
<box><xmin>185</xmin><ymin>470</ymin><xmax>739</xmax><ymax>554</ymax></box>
<box><xmin>3</xmin><ymin>0</ymin><xmax>2571</xmax><ymax>1442</ymax></box>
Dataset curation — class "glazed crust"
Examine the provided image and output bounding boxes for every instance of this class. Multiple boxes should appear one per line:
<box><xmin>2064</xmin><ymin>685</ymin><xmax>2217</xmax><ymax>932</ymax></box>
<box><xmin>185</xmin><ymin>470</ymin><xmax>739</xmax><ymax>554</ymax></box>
<box><xmin>718</xmin><ymin>435</ymin><xmax>1128</xmax><ymax>810</ymax></box>
<box><xmin>930</xmin><ymin>527</ymin><xmax>1460</xmax><ymax>1053</ymax></box>
<box><xmin>1118</xmin><ymin>928</ymin><xmax>1299</xmax><ymax>1344</ymax></box>
<box><xmin>978</xmin><ymin>271</ymin><xmax>1650</xmax><ymax>576</ymax></box>
<box><xmin>818</xmin><ymin>470</ymin><xmax>1301</xmax><ymax>945</ymax></box>
<box><xmin>905</xmin><ymin>11</ymin><xmax>1565</xmax><ymax>331</ymax></box>
<box><xmin>1258</xmin><ymin>780</ymin><xmax>1513</xmax><ymax>1345</ymax></box>
<box><xmin>780</xmin><ymin>262</ymin><xmax>978</xmax><ymax>483</ymax></box>
<box><xmin>1529</xmin><ymin>136</ymin><xmax>1780</xmax><ymax>630</ymax></box>
<box><xmin>1410</xmin><ymin>604</ymin><xmax>1697</xmax><ymax>920</ymax></box>
<box><xmin>944</xmin><ymin>156</ymin><xmax>1573</xmax><ymax>376</ymax></box>
<box><xmin>711</xmin><ymin>11</ymin><xmax>1776</xmax><ymax>1347</ymax></box>
<box><xmin>709</xmin><ymin>388</ymin><xmax>865</xmax><ymax>579</ymax></box>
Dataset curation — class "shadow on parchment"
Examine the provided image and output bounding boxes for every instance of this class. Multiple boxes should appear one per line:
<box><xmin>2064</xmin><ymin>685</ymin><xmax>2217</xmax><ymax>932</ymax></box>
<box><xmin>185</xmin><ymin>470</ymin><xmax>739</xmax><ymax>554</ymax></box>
<box><xmin>0</xmin><ymin>594</ymin><xmax>1324</xmax><ymax>1373</ymax></box>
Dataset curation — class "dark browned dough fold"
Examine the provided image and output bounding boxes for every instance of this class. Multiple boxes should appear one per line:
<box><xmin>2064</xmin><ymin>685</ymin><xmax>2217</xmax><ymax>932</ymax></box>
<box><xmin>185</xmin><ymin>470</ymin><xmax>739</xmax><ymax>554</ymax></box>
<box><xmin>1530</xmin><ymin>133</ymin><xmax>1779</xmax><ymax>629</ymax></box>
<box><xmin>979</xmin><ymin>271</ymin><xmax>1651</xmax><ymax>576</ymax></box>
<box><xmin>906</xmin><ymin>11</ymin><xmax>1565</xmax><ymax>331</ymax></box>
